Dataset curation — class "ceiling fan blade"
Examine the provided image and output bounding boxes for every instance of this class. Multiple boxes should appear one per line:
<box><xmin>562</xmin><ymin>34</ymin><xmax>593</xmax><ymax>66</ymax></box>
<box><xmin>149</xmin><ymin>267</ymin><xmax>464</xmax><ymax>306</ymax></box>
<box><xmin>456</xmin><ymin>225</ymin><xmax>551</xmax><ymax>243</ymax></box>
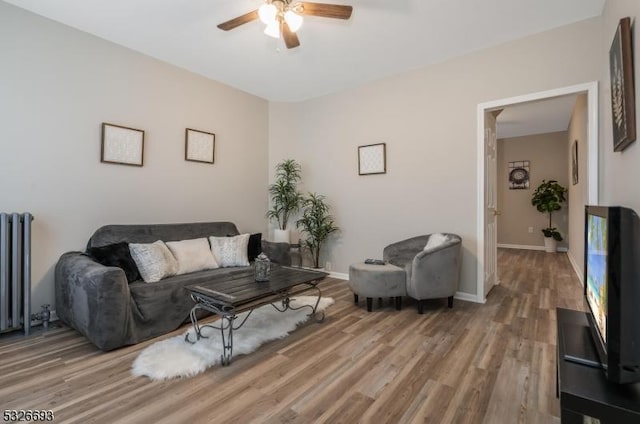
<box><xmin>281</xmin><ymin>21</ymin><xmax>301</xmax><ymax>49</ymax></box>
<box><xmin>217</xmin><ymin>10</ymin><xmax>259</xmax><ymax>31</ymax></box>
<box><xmin>300</xmin><ymin>2</ymin><xmax>353</xmax><ymax>19</ymax></box>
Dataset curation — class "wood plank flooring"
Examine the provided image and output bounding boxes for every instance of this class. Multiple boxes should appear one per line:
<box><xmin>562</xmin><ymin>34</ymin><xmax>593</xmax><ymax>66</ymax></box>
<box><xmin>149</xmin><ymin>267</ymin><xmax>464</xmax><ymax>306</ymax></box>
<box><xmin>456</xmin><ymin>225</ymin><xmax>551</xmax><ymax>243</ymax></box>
<box><xmin>0</xmin><ymin>249</ymin><xmax>584</xmax><ymax>423</ymax></box>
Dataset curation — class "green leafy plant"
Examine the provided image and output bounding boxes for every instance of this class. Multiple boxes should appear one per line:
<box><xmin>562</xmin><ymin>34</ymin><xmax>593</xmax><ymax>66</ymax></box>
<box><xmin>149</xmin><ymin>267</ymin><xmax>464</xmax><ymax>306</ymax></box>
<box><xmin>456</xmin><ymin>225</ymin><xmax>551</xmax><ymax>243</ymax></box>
<box><xmin>296</xmin><ymin>193</ymin><xmax>339</xmax><ymax>268</ymax></box>
<box><xmin>267</xmin><ymin>159</ymin><xmax>304</xmax><ymax>230</ymax></box>
<box><xmin>531</xmin><ymin>179</ymin><xmax>567</xmax><ymax>241</ymax></box>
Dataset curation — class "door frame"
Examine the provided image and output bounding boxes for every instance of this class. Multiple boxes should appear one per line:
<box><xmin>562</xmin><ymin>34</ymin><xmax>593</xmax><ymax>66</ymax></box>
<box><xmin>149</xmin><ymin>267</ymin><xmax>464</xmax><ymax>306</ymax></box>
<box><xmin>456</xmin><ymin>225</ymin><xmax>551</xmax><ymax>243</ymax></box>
<box><xmin>476</xmin><ymin>81</ymin><xmax>599</xmax><ymax>303</ymax></box>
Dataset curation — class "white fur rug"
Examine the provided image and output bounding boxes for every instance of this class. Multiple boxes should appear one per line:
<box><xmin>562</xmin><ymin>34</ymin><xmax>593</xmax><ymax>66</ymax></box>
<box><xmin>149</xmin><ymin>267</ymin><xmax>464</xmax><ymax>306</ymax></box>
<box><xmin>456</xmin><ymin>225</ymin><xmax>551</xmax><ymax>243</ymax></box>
<box><xmin>132</xmin><ymin>296</ymin><xmax>334</xmax><ymax>381</ymax></box>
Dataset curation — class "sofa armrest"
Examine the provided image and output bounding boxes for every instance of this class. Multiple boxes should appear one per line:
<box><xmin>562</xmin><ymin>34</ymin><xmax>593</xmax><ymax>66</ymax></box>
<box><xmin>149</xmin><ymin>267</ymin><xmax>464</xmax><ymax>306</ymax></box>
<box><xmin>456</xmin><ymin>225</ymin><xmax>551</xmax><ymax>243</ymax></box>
<box><xmin>55</xmin><ymin>251</ymin><xmax>131</xmax><ymax>350</ymax></box>
<box><xmin>261</xmin><ymin>240</ymin><xmax>291</xmax><ymax>266</ymax></box>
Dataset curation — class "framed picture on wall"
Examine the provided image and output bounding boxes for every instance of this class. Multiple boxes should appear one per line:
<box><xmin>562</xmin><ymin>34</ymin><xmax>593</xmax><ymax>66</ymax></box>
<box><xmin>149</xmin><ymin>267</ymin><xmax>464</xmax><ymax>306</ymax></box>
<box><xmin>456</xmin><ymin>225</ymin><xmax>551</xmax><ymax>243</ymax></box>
<box><xmin>508</xmin><ymin>160</ymin><xmax>530</xmax><ymax>190</ymax></box>
<box><xmin>101</xmin><ymin>123</ymin><xmax>144</xmax><ymax>167</ymax></box>
<box><xmin>185</xmin><ymin>128</ymin><xmax>215</xmax><ymax>164</ymax></box>
<box><xmin>358</xmin><ymin>143</ymin><xmax>386</xmax><ymax>175</ymax></box>
<box><xmin>572</xmin><ymin>140</ymin><xmax>578</xmax><ymax>185</ymax></box>
<box><xmin>609</xmin><ymin>17</ymin><xmax>636</xmax><ymax>152</ymax></box>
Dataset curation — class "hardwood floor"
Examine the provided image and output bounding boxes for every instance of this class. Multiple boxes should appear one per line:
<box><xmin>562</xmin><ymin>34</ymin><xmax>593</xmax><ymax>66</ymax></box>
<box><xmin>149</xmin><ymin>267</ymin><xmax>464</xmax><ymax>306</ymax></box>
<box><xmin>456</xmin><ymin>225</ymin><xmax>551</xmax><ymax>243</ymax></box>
<box><xmin>0</xmin><ymin>249</ymin><xmax>584</xmax><ymax>423</ymax></box>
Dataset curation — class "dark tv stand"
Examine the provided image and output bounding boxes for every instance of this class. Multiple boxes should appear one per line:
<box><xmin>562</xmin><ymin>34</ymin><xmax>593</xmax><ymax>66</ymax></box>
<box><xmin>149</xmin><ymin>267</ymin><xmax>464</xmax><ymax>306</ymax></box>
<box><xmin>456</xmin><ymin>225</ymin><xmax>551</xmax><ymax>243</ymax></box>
<box><xmin>556</xmin><ymin>308</ymin><xmax>640</xmax><ymax>423</ymax></box>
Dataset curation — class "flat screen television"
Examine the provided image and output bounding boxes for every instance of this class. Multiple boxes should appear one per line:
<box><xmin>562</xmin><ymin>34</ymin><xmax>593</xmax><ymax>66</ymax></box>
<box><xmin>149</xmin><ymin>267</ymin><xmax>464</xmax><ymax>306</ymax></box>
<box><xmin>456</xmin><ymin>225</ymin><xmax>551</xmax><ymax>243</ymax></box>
<box><xmin>584</xmin><ymin>205</ymin><xmax>640</xmax><ymax>384</ymax></box>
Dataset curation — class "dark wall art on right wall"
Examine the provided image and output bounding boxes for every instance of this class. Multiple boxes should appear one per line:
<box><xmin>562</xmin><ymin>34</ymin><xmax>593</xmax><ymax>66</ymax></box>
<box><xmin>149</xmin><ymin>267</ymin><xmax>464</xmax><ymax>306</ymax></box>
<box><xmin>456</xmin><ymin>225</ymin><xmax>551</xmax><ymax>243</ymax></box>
<box><xmin>609</xmin><ymin>17</ymin><xmax>636</xmax><ymax>152</ymax></box>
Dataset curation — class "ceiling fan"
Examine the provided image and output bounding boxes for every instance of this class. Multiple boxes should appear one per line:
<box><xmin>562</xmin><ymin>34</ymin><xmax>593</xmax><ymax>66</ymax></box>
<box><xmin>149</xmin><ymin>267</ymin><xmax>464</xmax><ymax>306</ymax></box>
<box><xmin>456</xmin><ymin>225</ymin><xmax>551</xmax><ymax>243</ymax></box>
<box><xmin>217</xmin><ymin>1</ymin><xmax>353</xmax><ymax>49</ymax></box>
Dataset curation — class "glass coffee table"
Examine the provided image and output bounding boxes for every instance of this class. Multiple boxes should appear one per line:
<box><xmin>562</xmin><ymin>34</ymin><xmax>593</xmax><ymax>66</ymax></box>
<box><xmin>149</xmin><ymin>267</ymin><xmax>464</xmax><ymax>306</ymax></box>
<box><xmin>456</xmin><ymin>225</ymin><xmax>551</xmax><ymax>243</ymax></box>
<box><xmin>185</xmin><ymin>266</ymin><xmax>327</xmax><ymax>365</ymax></box>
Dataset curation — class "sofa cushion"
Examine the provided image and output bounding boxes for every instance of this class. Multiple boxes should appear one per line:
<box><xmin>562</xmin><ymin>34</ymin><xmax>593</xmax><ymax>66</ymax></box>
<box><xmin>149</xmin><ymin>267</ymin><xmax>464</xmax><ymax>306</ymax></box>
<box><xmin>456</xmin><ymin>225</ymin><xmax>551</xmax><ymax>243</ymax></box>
<box><xmin>166</xmin><ymin>238</ymin><xmax>219</xmax><ymax>275</ymax></box>
<box><xmin>128</xmin><ymin>267</ymin><xmax>253</xmax><ymax>324</ymax></box>
<box><xmin>129</xmin><ymin>241</ymin><xmax>178</xmax><ymax>283</ymax></box>
<box><xmin>209</xmin><ymin>234</ymin><xmax>250</xmax><ymax>267</ymax></box>
<box><xmin>86</xmin><ymin>242</ymin><xmax>141</xmax><ymax>283</ymax></box>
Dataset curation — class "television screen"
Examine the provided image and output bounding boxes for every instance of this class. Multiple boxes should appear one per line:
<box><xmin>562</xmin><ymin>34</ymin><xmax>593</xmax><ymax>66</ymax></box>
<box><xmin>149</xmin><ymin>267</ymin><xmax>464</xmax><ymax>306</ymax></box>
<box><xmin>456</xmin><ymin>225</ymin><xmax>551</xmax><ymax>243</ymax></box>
<box><xmin>586</xmin><ymin>213</ymin><xmax>608</xmax><ymax>345</ymax></box>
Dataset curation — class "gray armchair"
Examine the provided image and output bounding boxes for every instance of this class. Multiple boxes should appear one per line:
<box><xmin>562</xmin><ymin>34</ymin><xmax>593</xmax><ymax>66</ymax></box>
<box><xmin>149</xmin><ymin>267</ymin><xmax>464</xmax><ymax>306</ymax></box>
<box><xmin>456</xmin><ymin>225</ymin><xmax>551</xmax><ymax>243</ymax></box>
<box><xmin>383</xmin><ymin>233</ymin><xmax>462</xmax><ymax>314</ymax></box>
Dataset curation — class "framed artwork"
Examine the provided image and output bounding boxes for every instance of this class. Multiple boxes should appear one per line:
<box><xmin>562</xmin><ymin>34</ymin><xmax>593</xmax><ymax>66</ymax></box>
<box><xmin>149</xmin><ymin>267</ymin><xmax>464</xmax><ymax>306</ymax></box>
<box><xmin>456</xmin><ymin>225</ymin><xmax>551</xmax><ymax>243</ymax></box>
<box><xmin>185</xmin><ymin>128</ymin><xmax>215</xmax><ymax>164</ymax></box>
<box><xmin>508</xmin><ymin>160</ymin><xmax>530</xmax><ymax>190</ymax></box>
<box><xmin>358</xmin><ymin>143</ymin><xmax>386</xmax><ymax>175</ymax></box>
<box><xmin>101</xmin><ymin>123</ymin><xmax>144</xmax><ymax>166</ymax></box>
<box><xmin>572</xmin><ymin>140</ymin><xmax>578</xmax><ymax>185</ymax></box>
<box><xmin>609</xmin><ymin>17</ymin><xmax>636</xmax><ymax>152</ymax></box>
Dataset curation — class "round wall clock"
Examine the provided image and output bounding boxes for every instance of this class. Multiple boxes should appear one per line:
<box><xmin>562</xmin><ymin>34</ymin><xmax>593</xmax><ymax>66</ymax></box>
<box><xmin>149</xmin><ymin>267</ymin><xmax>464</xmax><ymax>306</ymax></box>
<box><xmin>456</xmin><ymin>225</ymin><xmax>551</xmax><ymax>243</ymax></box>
<box><xmin>509</xmin><ymin>167</ymin><xmax>529</xmax><ymax>185</ymax></box>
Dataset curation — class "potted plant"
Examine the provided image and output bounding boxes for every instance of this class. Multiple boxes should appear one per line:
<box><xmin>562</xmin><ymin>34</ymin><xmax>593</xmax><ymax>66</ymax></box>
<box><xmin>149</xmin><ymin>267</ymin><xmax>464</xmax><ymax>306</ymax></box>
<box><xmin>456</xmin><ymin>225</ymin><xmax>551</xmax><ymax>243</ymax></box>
<box><xmin>267</xmin><ymin>159</ymin><xmax>304</xmax><ymax>243</ymax></box>
<box><xmin>531</xmin><ymin>179</ymin><xmax>567</xmax><ymax>253</ymax></box>
<box><xmin>296</xmin><ymin>193</ymin><xmax>339</xmax><ymax>269</ymax></box>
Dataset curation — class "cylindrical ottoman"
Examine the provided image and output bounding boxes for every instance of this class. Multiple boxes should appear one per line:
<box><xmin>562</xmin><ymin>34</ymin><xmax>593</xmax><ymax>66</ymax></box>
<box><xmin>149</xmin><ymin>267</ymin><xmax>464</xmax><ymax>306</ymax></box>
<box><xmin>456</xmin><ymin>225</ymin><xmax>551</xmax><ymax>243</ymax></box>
<box><xmin>348</xmin><ymin>262</ymin><xmax>407</xmax><ymax>312</ymax></box>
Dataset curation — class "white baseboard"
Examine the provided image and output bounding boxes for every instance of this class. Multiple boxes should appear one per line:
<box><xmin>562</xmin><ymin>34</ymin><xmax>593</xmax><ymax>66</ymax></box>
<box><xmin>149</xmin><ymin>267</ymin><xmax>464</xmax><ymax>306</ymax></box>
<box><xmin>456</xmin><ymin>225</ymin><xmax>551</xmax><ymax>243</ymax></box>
<box><xmin>329</xmin><ymin>271</ymin><xmax>348</xmax><ymax>280</ymax></box>
<box><xmin>566</xmin><ymin>251</ymin><xmax>584</xmax><ymax>286</ymax></box>
<box><xmin>455</xmin><ymin>291</ymin><xmax>483</xmax><ymax>303</ymax></box>
<box><xmin>497</xmin><ymin>243</ymin><xmax>568</xmax><ymax>253</ymax></box>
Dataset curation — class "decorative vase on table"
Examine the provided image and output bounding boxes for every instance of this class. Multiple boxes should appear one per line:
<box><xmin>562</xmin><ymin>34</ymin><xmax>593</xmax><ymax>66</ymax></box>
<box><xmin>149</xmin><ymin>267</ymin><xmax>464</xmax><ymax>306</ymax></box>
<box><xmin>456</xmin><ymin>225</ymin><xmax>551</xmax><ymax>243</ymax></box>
<box><xmin>254</xmin><ymin>253</ymin><xmax>271</xmax><ymax>282</ymax></box>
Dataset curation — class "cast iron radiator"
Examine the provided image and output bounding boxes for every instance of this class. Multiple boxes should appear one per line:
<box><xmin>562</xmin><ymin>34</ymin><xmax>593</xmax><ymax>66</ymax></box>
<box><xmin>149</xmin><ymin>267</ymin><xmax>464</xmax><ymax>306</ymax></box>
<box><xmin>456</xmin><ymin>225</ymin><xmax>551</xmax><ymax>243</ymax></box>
<box><xmin>0</xmin><ymin>212</ymin><xmax>33</xmax><ymax>335</ymax></box>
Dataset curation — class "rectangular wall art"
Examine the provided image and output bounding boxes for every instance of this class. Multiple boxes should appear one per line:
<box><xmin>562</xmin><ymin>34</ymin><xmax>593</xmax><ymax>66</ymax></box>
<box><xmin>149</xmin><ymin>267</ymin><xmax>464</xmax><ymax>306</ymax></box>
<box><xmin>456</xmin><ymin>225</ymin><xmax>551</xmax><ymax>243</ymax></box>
<box><xmin>101</xmin><ymin>123</ymin><xmax>144</xmax><ymax>167</ymax></box>
<box><xmin>185</xmin><ymin>128</ymin><xmax>215</xmax><ymax>164</ymax></box>
<box><xmin>358</xmin><ymin>143</ymin><xmax>386</xmax><ymax>175</ymax></box>
<box><xmin>609</xmin><ymin>17</ymin><xmax>636</xmax><ymax>152</ymax></box>
<box><xmin>572</xmin><ymin>140</ymin><xmax>578</xmax><ymax>185</ymax></box>
<box><xmin>508</xmin><ymin>160</ymin><xmax>530</xmax><ymax>190</ymax></box>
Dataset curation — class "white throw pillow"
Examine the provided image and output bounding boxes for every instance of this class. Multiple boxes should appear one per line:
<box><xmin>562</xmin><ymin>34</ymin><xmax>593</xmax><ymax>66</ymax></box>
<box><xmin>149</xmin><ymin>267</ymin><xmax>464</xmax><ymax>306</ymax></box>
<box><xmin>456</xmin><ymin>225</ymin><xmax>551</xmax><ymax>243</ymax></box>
<box><xmin>129</xmin><ymin>240</ymin><xmax>178</xmax><ymax>283</ymax></box>
<box><xmin>424</xmin><ymin>233</ymin><xmax>449</xmax><ymax>251</ymax></box>
<box><xmin>209</xmin><ymin>234</ymin><xmax>250</xmax><ymax>267</ymax></box>
<box><xmin>166</xmin><ymin>238</ymin><xmax>219</xmax><ymax>275</ymax></box>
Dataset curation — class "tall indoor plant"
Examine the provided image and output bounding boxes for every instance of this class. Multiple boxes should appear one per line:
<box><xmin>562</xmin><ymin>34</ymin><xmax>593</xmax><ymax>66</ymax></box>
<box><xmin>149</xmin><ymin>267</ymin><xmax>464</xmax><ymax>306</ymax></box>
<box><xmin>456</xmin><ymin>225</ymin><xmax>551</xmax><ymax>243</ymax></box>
<box><xmin>531</xmin><ymin>179</ymin><xmax>567</xmax><ymax>252</ymax></box>
<box><xmin>267</xmin><ymin>159</ymin><xmax>303</xmax><ymax>243</ymax></box>
<box><xmin>297</xmin><ymin>193</ymin><xmax>339</xmax><ymax>269</ymax></box>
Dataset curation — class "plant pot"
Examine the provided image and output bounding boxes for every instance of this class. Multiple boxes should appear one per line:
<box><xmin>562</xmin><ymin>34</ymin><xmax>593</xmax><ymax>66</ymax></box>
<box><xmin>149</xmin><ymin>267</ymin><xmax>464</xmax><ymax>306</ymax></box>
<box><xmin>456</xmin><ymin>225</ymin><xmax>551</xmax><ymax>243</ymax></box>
<box><xmin>544</xmin><ymin>236</ymin><xmax>557</xmax><ymax>253</ymax></box>
<box><xmin>273</xmin><ymin>229</ymin><xmax>290</xmax><ymax>244</ymax></box>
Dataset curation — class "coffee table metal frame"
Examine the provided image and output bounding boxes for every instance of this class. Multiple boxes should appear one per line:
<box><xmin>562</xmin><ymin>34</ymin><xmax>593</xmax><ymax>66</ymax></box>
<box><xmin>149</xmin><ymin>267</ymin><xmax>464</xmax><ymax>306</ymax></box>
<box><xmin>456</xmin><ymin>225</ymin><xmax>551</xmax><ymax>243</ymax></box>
<box><xmin>184</xmin><ymin>267</ymin><xmax>326</xmax><ymax>366</ymax></box>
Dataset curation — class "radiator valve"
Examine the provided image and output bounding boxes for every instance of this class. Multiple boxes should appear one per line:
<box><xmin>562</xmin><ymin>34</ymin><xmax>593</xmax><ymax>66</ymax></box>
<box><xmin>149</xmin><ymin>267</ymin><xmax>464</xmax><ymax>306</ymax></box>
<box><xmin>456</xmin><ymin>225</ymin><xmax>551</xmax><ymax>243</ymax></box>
<box><xmin>31</xmin><ymin>304</ymin><xmax>51</xmax><ymax>330</ymax></box>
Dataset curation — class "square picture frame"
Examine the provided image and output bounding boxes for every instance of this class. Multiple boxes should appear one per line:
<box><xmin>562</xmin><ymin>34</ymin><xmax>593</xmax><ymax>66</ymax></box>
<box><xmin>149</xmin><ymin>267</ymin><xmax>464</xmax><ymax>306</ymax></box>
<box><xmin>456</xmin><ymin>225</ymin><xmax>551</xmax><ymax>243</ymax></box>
<box><xmin>185</xmin><ymin>128</ymin><xmax>215</xmax><ymax>164</ymax></box>
<box><xmin>609</xmin><ymin>17</ymin><xmax>636</xmax><ymax>152</ymax></box>
<box><xmin>508</xmin><ymin>160</ymin><xmax>530</xmax><ymax>190</ymax></box>
<box><xmin>101</xmin><ymin>123</ymin><xmax>144</xmax><ymax>167</ymax></box>
<box><xmin>358</xmin><ymin>143</ymin><xmax>386</xmax><ymax>175</ymax></box>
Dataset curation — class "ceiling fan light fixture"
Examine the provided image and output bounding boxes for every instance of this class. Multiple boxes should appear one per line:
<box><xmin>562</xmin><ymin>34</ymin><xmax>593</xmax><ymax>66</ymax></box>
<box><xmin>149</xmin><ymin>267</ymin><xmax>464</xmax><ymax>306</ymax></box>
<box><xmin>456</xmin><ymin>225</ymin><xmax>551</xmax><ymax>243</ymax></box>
<box><xmin>264</xmin><ymin>21</ymin><xmax>280</xmax><ymax>38</ymax></box>
<box><xmin>284</xmin><ymin>10</ymin><xmax>303</xmax><ymax>32</ymax></box>
<box><xmin>258</xmin><ymin>3</ymin><xmax>277</xmax><ymax>24</ymax></box>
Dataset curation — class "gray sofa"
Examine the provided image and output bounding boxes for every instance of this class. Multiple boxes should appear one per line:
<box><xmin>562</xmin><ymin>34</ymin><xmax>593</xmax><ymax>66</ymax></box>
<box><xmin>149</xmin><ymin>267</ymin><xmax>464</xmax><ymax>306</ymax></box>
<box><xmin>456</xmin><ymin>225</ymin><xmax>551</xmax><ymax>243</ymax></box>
<box><xmin>383</xmin><ymin>233</ymin><xmax>462</xmax><ymax>313</ymax></box>
<box><xmin>55</xmin><ymin>222</ymin><xmax>290</xmax><ymax>351</ymax></box>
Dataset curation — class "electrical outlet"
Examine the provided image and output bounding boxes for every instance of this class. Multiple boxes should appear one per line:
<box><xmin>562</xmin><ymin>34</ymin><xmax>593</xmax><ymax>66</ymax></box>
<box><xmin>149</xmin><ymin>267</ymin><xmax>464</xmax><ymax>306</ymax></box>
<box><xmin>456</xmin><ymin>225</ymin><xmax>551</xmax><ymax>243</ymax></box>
<box><xmin>528</xmin><ymin>227</ymin><xmax>534</xmax><ymax>233</ymax></box>
<box><xmin>325</xmin><ymin>261</ymin><xmax>332</xmax><ymax>271</ymax></box>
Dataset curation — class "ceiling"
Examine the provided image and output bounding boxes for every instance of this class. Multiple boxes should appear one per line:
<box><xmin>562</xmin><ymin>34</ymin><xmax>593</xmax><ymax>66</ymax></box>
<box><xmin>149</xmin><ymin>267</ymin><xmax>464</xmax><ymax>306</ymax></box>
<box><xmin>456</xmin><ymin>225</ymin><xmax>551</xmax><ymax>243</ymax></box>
<box><xmin>497</xmin><ymin>94</ymin><xmax>579</xmax><ymax>139</ymax></box>
<box><xmin>5</xmin><ymin>0</ymin><xmax>605</xmax><ymax>101</ymax></box>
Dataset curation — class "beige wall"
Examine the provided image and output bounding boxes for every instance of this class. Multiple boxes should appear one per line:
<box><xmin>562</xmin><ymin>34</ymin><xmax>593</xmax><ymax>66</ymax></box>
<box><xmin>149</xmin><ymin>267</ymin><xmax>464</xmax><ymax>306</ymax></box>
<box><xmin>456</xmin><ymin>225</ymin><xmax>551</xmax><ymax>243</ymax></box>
<box><xmin>0</xmin><ymin>2</ymin><xmax>269</xmax><ymax>311</ymax></box>
<box><xmin>497</xmin><ymin>132</ymin><xmax>569</xmax><ymax>248</ymax></box>
<box><xmin>567</xmin><ymin>94</ymin><xmax>589</xmax><ymax>281</ymax></box>
<box><xmin>600</xmin><ymin>0</ymin><xmax>640</xmax><ymax>212</ymax></box>
<box><xmin>269</xmin><ymin>18</ymin><xmax>602</xmax><ymax>296</ymax></box>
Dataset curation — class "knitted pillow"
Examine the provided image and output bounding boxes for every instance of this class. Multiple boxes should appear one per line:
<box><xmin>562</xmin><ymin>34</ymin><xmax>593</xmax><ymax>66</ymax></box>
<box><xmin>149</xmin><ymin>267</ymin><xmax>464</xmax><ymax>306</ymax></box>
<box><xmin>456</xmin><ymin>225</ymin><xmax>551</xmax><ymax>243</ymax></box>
<box><xmin>209</xmin><ymin>234</ymin><xmax>250</xmax><ymax>267</ymax></box>
<box><xmin>129</xmin><ymin>240</ymin><xmax>178</xmax><ymax>283</ymax></box>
